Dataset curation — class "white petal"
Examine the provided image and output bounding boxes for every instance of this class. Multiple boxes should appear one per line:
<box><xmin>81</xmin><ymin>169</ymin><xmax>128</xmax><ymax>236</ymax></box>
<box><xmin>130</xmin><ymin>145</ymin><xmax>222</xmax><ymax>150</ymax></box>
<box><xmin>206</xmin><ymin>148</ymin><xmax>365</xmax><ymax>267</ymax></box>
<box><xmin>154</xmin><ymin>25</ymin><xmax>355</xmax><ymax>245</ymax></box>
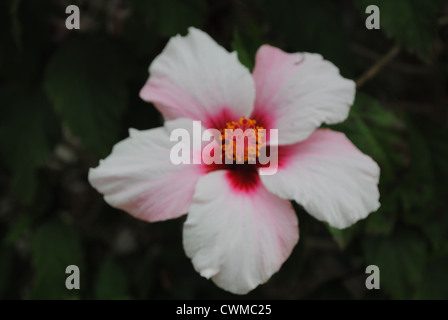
<box><xmin>183</xmin><ymin>170</ymin><xmax>299</xmax><ymax>294</ymax></box>
<box><xmin>140</xmin><ymin>27</ymin><xmax>255</xmax><ymax>127</ymax></box>
<box><xmin>260</xmin><ymin>129</ymin><xmax>380</xmax><ymax>229</ymax></box>
<box><xmin>252</xmin><ymin>45</ymin><xmax>355</xmax><ymax>145</ymax></box>
<box><xmin>88</xmin><ymin>118</ymin><xmax>205</xmax><ymax>222</ymax></box>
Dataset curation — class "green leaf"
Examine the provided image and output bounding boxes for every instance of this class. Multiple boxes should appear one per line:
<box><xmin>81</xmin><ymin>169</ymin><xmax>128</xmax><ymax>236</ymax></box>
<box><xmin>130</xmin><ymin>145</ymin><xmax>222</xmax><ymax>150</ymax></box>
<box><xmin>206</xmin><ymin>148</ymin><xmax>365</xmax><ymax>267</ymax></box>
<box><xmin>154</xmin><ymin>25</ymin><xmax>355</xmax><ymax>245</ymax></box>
<box><xmin>260</xmin><ymin>0</ymin><xmax>353</xmax><ymax>76</ymax></box>
<box><xmin>95</xmin><ymin>257</ymin><xmax>130</xmax><ymax>300</ymax></box>
<box><xmin>127</xmin><ymin>254</ymin><xmax>155</xmax><ymax>299</ymax></box>
<box><xmin>363</xmin><ymin>229</ymin><xmax>427</xmax><ymax>299</ymax></box>
<box><xmin>231</xmin><ymin>18</ymin><xmax>263</xmax><ymax>72</ymax></box>
<box><xmin>354</xmin><ymin>0</ymin><xmax>442</xmax><ymax>54</ymax></box>
<box><xmin>423</xmin><ymin>213</ymin><xmax>448</xmax><ymax>252</ymax></box>
<box><xmin>334</xmin><ymin>93</ymin><xmax>407</xmax><ymax>185</ymax></box>
<box><xmin>328</xmin><ymin>223</ymin><xmax>363</xmax><ymax>249</ymax></box>
<box><xmin>29</xmin><ymin>219</ymin><xmax>84</xmax><ymax>299</ymax></box>
<box><xmin>412</xmin><ymin>120</ymin><xmax>448</xmax><ymax>205</ymax></box>
<box><xmin>417</xmin><ymin>254</ymin><xmax>448</xmax><ymax>300</ymax></box>
<box><xmin>158</xmin><ymin>0</ymin><xmax>207</xmax><ymax>37</ymax></box>
<box><xmin>0</xmin><ymin>88</ymin><xmax>60</xmax><ymax>204</ymax></box>
<box><xmin>365</xmin><ymin>198</ymin><xmax>397</xmax><ymax>236</ymax></box>
<box><xmin>4</xmin><ymin>215</ymin><xmax>31</xmax><ymax>245</ymax></box>
<box><xmin>0</xmin><ymin>0</ymin><xmax>54</xmax><ymax>85</ymax></box>
<box><xmin>232</xmin><ymin>30</ymin><xmax>254</xmax><ymax>71</ymax></box>
<box><xmin>398</xmin><ymin>116</ymin><xmax>436</xmax><ymax>225</ymax></box>
<box><xmin>130</xmin><ymin>0</ymin><xmax>207</xmax><ymax>37</ymax></box>
<box><xmin>44</xmin><ymin>37</ymin><xmax>127</xmax><ymax>157</ymax></box>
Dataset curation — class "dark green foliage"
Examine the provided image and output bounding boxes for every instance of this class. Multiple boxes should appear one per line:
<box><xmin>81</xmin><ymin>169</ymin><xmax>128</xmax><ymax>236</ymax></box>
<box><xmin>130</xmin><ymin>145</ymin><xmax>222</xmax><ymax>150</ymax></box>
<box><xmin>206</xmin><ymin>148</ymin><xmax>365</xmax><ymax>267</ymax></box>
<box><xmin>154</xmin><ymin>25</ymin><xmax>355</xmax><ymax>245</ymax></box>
<box><xmin>417</xmin><ymin>254</ymin><xmax>448</xmax><ymax>300</ymax></box>
<box><xmin>354</xmin><ymin>0</ymin><xmax>443</xmax><ymax>54</ymax></box>
<box><xmin>363</xmin><ymin>229</ymin><xmax>427</xmax><ymax>299</ymax></box>
<box><xmin>44</xmin><ymin>37</ymin><xmax>127</xmax><ymax>157</ymax></box>
<box><xmin>29</xmin><ymin>219</ymin><xmax>84</xmax><ymax>299</ymax></box>
<box><xmin>0</xmin><ymin>0</ymin><xmax>447</xmax><ymax>300</ymax></box>
<box><xmin>94</xmin><ymin>257</ymin><xmax>130</xmax><ymax>300</ymax></box>
<box><xmin>0</xmin><ymin>89</ymin><xmax>60</xmax><ymax>203</ymax></box>
<box><xmin>259</xmin><ymin>0</ymin><xmax>354</xmax><ymax>76</ymax></box>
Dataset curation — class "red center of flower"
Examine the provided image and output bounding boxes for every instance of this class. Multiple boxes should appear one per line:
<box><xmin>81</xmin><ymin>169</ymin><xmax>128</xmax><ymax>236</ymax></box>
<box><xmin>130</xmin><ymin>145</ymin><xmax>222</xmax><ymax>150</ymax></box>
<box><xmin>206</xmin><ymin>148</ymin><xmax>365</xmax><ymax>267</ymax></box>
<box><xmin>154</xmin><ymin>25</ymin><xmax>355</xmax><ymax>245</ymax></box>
<box><xmin>202</xmin><ymin>116</ymin><xmax>268</xmax><ymax>193</ymax></box>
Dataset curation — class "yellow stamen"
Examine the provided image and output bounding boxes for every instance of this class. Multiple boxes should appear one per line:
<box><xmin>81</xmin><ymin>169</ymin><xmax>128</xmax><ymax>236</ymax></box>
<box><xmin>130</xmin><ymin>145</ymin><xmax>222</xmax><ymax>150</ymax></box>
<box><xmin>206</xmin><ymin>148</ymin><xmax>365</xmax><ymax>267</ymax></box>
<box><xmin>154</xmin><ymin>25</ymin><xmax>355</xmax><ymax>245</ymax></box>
<box><xmin>220</xmin><ymin>116</ymin><xmax>265</xmax><ymax>163</ymax></box>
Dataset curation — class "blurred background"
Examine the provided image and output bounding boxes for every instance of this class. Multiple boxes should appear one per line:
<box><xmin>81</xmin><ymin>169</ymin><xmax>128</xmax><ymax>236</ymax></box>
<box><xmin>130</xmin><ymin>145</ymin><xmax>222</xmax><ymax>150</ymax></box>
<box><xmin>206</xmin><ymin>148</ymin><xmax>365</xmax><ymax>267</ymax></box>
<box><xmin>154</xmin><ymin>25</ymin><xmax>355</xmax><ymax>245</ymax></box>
<box><xmin>0</xmin><ymin>0</ymin><xmax>447</xmax><ymax>300</ymax></box>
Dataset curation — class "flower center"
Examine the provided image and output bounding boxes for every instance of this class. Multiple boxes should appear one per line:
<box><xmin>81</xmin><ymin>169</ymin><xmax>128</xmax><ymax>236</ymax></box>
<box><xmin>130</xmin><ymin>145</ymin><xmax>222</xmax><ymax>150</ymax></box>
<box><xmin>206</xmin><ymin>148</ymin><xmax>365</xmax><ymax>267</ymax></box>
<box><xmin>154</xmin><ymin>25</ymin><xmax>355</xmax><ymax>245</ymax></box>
<box><xmin>220</xmin><ymin>116</ymin><xmax>265</xmax><ymax>163</ymax></box>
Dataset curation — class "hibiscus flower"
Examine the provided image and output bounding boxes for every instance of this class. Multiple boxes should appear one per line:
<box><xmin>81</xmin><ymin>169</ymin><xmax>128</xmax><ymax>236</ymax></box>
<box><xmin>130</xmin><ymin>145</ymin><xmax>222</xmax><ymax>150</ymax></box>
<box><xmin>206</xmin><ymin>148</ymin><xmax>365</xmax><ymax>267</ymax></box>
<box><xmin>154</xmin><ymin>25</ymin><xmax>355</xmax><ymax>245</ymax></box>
<box><xmin>88</xmin><ymin>27</ymin><xmax>380</xmax><ymax>295</ymax></box>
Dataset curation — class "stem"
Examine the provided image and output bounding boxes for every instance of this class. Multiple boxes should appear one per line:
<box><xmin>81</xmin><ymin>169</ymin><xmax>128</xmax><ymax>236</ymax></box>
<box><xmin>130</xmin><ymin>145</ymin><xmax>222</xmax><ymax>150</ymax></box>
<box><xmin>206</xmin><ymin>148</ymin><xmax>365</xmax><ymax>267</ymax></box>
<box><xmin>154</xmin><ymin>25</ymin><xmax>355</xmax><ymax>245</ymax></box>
<box><xmin>355</xmin><ymin>15</ymin><xmax>448</xmax><ymax>88</ymax></box>
<box><xmin>356</xmin><ymin>44</ymin><xmax>401</xmax><ymax>88</ymax></box>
